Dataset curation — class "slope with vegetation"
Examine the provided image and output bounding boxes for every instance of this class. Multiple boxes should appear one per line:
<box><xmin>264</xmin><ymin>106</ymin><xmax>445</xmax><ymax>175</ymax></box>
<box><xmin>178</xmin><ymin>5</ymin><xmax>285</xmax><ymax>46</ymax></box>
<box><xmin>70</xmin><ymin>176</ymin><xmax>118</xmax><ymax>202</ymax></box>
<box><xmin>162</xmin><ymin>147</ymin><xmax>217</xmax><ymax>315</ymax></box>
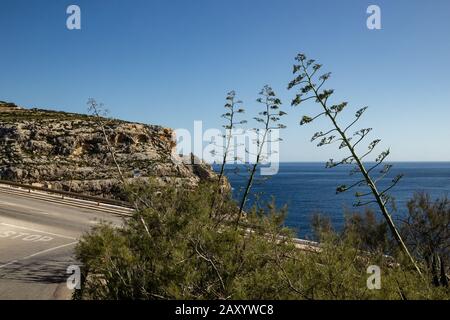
<box><xmin>75</xmin><ymin>180</ymin><xmax>449</xmax><ymax>299</ymax></box>
<box><xmin>0</xmin><ymin>101</ymin><xmax>217</xmax><ymax>200</ymax></box>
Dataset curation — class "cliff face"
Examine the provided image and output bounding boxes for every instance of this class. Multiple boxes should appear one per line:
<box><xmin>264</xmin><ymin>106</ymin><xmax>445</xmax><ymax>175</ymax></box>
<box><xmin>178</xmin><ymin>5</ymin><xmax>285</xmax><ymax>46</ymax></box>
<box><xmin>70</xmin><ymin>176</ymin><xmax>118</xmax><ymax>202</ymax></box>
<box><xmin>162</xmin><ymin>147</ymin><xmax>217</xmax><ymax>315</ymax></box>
<box><xmin>0</xmin><ymin>102</ymin><xmax>217</xmax><ymax>200</ymax></box>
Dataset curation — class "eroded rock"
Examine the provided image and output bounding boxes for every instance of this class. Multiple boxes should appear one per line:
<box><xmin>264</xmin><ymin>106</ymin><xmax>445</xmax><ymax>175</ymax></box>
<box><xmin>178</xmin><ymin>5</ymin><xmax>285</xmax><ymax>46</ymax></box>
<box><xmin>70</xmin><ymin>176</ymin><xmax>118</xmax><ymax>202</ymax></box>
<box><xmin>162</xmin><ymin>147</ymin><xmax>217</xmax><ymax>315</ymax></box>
<box><xmin>0</xmin><ymin>102</ymin><xmax>221</xmax><ymax>200</ymax></box>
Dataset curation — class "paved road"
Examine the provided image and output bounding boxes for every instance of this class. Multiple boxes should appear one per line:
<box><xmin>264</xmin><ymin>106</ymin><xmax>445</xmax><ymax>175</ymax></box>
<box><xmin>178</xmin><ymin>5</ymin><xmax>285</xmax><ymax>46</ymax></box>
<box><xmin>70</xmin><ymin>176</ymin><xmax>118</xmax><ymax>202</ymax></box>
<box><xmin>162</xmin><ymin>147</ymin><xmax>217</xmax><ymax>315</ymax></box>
<box><xmin>0</xmin><ymin>188</ymin><xmax>124</xmax><ymax>300</ymax></box>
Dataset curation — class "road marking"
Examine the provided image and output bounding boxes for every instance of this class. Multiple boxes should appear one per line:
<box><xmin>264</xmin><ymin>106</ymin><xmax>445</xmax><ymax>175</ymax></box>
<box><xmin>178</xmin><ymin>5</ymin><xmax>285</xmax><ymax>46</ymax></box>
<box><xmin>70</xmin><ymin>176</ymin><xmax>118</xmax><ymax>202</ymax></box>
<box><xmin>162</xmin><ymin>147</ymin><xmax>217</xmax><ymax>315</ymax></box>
<box><xmin>0</xmin><ymin>230</ymin><xmax>54</xmax><ymax>242</ymax></box>
<box><xmin>0</xmin><ymin>242</ymin><xmax>77</xmax><ymax>270</ymax></box>
<box><xmin>0</xmin><ymin>260</ymin><xmax>18</xmax><ymax>269</ymax></box>
<box><xmin>23</xmin><ymin>241</ymin><xmax>78</xmax><ymax>259</ymax></box>
<box><xmin>0</xmin><ymin>223</ymin><xmax>77</xmax><ymax>240</ymax></box>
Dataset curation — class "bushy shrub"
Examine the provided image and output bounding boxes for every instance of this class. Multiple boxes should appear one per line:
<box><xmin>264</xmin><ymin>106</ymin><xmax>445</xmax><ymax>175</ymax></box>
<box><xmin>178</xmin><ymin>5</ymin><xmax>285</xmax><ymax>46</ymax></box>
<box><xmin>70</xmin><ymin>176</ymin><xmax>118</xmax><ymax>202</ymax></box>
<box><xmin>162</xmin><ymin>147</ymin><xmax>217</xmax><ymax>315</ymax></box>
<box><xmin>402</xmin><ymin>193</ymin><xmax>449</xmax><ymax>287</ymax></box>
<box><xmin>74</xmin><ymin>181</ymin><xmax>449</xmax><ymax>300</ymax></box>
<box><xmin>76</xmin><ymin>180</ymin><xmax>300</xmax><ymax>299</ymax></box>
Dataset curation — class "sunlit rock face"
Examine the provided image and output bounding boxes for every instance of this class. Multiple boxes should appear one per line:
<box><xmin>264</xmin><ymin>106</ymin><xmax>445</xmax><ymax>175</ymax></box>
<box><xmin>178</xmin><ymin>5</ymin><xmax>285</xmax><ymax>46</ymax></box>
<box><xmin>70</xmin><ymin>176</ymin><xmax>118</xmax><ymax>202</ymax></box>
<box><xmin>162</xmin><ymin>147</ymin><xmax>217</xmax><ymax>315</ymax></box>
<box><xmin>0</xmin><ymin>101</ymin><xmax>220</xmax><ymax>200</ymax></box>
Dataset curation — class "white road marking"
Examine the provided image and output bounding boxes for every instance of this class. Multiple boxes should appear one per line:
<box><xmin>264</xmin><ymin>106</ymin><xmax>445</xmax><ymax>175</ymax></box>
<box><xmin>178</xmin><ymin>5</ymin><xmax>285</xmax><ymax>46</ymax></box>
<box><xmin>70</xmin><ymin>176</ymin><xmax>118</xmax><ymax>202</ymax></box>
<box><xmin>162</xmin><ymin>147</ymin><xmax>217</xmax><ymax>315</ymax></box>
<box><xmin>0</xmin><ymin>242</ymin><xmax>77</xmax><ymax>269</ymax></box>
<box><xmin>0</xmin><ymin>223</ymin><xmax>77</xmax><ymax>240</ymax></box>
<box><xmin>0</xmin><ymin>230</ymin><xmax>54</xmax><ymax>242</ymax></box>
<box><xmin>23</xmin><ymin>241</ymin><xmax>78</xmax><ymax>259</ymax></box>
<box><xmin>0</xmin><ymin>260</ymin><xmax>18</xmax><ymax>269</ymax></box>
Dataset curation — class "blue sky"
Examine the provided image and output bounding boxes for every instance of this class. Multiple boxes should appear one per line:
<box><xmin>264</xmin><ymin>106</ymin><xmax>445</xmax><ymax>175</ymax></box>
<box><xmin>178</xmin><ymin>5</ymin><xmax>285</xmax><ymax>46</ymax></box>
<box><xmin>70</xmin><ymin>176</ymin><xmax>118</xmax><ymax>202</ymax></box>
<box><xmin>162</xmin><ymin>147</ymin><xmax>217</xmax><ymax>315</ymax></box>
<box><xmin>1</xmin><ymin>0</ymin><xmax>449</xmax><ymax>161</ymax></box>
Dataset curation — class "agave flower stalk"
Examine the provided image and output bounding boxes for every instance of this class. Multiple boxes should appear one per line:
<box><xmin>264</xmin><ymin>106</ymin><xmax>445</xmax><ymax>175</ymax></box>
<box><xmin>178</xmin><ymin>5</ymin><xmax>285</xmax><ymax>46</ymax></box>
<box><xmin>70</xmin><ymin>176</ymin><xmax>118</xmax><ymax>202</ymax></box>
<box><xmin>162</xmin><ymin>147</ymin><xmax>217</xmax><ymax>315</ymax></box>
<box><xmin>288</xmin><ymin>53</ymin><xmax>421</xmax><ymax>275</ymax></box>
<box><xmin>237</xmin><ymin>85</ymin><xmax>286</xmax><ymax>225</ymax></box>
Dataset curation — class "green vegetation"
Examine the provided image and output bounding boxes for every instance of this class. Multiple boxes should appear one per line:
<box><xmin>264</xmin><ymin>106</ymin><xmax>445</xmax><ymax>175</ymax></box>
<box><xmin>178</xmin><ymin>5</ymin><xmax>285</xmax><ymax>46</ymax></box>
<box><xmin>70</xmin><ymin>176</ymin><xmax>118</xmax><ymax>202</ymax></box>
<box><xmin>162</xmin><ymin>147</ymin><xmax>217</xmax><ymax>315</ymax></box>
<box><xmin>75</xmin><ymin>180</ymin><xmax>449</xmax><ymax>300</ymax></box>
<box><xmin>402</xmin><ymin>193</ymin><xmax>449</xmax><ymax>287</ymax></box>
<box><xmin>0</xmin><ymin>107</ymin><xmax>95</xmax><ymax>123</ymax></box>
<box><xmin>288</xmin><ymin>53</ymin><xmax>420</xmax><ymax>273</ymax></box>
<box><xmin>74</xmin><ymin>52</ymin><xmax>448</xmax><ymax>300</ymax></box>
<box><xmin>0</xmin><ymin>102</ymin><xmax>141</xmax><ymax>125</ymax></box>
<box><xmin>238</xmin><ymin>85</ymin><xmax>285</xmax><ymax>220</ymax></box>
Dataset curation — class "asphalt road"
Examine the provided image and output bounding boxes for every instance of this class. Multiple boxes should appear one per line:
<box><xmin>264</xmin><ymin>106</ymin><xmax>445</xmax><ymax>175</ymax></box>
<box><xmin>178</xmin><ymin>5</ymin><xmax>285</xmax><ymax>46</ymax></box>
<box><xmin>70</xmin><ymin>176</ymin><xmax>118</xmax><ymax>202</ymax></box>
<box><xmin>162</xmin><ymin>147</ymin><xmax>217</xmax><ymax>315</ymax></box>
<box><xmin>0</xmin><ymin>188</ymin><xmax>124</xmax><ymax>300</ymax></box>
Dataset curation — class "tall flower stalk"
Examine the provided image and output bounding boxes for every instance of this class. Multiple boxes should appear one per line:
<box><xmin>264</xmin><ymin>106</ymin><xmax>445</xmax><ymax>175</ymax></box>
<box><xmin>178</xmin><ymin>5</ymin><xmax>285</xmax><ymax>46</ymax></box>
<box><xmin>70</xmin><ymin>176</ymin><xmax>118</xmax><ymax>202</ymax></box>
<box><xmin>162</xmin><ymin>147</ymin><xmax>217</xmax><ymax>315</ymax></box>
<box><xmin>237</xmin><ymin>85</ymin><xmax>286</xmax><ymax>225</ymax></box>
<box><xmin>210</xmin><ymin>91</ymin><xmax>245</xmax><ymax>218</ymax></box>
<box><xmin>288</xmin><ymin>53</ymin><xmax>421</xmax><ymax>275</ymax></box>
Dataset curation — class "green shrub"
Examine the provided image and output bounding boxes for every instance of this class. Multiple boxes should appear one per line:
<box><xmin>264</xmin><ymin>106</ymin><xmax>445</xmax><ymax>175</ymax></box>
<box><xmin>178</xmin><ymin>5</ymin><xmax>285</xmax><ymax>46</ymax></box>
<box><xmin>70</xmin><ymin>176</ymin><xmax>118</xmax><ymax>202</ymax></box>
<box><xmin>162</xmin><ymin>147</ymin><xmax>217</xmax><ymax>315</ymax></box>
<box><xmin>76</xmin><ymin>180</ymin><xmax>299</xmax><ymax>299</ymax></box>
<box><xmin>74</xmin><ymin>181</ymin><xmax>449</xmax><ymax>300</ymax></box>
<box><xmin>402</xmin><ymin>193</ymin><xmax>449</xmax><ymax>287</ymax></box>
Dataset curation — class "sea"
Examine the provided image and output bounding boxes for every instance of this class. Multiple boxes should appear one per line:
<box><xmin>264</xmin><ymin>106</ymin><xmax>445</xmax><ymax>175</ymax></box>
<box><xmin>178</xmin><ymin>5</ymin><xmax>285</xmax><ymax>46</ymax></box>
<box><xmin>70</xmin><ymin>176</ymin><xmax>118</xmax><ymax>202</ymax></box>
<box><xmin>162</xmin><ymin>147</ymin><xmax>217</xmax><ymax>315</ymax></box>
<box><xmin>215</xmin><ymin>162</ymin><xmax>450</xmax><ymax>238</ymax></box>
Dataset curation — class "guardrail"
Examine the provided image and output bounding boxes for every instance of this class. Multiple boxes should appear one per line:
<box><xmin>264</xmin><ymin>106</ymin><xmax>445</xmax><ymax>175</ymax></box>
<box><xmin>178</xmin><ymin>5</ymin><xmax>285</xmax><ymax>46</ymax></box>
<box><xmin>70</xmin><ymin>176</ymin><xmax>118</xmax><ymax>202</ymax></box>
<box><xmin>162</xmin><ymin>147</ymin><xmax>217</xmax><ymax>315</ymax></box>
<box><xmin>0</xmin><ymin>179</ymin><xmax>133</xmax><ymax>209</ymax></box>
<box><xmin>0</xmin><ymin>180</ymin><xmax>321</xmax><ymax>250</ymax></box>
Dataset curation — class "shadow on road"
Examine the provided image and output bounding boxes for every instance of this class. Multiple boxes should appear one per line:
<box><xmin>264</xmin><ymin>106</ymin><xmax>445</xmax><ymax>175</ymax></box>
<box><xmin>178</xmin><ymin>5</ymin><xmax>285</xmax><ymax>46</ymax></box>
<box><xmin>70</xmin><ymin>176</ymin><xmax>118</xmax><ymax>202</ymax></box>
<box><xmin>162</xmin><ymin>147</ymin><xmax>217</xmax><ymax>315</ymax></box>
<box><xmin>0</xmin><ymin>257</ymin><xmax>77</xmax><ymax>284</ymax></box>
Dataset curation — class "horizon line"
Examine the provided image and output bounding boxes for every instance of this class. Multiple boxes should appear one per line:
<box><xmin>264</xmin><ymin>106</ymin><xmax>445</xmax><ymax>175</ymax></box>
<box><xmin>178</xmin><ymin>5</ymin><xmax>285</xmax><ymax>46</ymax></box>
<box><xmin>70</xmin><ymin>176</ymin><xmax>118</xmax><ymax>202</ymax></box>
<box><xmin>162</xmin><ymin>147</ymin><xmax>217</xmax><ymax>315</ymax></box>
<box><xmin>214</xmin><ymin>160</ymin><xmax>450</xmax><ymax>164</ymax></box>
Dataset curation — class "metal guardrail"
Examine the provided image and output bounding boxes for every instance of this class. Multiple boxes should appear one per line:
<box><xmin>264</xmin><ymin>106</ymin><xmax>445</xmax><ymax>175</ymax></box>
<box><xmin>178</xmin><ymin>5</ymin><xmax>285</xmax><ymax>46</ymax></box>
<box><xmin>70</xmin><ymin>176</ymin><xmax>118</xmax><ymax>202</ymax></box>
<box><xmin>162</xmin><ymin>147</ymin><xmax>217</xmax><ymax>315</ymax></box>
<box><xmin>0</xmin><ymin>179</ymin><xmax>133</xmax><ymax>209</ymax></box>
<box><xmin>0</xmin><ymin>180</ymin><xmax>324</xmax><ymax>252</ymax></box>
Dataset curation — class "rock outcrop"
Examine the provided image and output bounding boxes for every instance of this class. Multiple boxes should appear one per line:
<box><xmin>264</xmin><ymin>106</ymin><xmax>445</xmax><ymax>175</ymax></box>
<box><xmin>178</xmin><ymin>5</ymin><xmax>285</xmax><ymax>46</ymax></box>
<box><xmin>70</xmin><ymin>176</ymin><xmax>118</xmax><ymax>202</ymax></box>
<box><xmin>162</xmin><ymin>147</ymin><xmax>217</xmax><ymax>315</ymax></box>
<box><xmin>0</xmin><ymin>101</ymin><xmax>218</xmax><ymax>200</ymax></box>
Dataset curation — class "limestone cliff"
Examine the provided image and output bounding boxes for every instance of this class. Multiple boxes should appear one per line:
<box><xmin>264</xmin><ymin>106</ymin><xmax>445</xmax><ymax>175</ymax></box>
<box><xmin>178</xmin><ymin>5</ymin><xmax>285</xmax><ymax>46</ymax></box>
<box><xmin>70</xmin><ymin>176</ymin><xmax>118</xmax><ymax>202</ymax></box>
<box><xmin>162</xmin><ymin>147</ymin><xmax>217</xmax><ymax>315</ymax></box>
<box><xmin>0</xmin><ymin>101</ymin><xmax>217</xmax><ymax>200</ymax></box>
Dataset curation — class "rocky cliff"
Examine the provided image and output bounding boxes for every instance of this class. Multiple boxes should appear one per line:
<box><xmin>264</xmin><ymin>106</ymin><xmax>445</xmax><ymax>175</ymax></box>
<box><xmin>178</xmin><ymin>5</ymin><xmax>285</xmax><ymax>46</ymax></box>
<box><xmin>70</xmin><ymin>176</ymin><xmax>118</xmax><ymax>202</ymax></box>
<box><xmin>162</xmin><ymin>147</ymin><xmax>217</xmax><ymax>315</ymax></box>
<box><xmin>0</xmin><ymin>101</ymin><xmax>217</xmax><ymax>200</ymax></box>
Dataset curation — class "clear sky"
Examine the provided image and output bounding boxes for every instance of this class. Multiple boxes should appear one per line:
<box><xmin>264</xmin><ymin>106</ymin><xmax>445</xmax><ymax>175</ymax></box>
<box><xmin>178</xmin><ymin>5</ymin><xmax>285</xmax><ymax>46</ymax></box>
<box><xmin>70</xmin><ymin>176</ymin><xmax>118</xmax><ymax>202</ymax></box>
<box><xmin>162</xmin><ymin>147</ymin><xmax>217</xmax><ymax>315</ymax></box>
<box><xmin>1</xmin><ymin>0</ymin><xmax>449</xmax><ymax>161</ymax></box>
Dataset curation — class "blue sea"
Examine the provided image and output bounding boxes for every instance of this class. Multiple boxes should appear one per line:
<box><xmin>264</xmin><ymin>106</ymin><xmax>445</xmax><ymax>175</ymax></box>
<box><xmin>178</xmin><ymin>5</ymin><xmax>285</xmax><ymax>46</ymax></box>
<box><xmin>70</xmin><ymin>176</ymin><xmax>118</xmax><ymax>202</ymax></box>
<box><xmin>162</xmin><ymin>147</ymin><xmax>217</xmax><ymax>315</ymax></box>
<box><xmin>215</xmin><ymin>162</ymin><xmax>450</xmax><ymax>237</ymax></box>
